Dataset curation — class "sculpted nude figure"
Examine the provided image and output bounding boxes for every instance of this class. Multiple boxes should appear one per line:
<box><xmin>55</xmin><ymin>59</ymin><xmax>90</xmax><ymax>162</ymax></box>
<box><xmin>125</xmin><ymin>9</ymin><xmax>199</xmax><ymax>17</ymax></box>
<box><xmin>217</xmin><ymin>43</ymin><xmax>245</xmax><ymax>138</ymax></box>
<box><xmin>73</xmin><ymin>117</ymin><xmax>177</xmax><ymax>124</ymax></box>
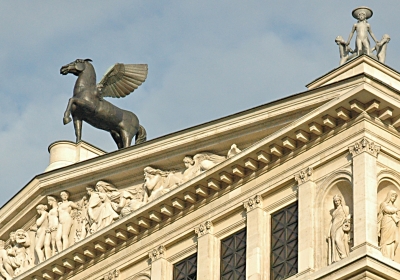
<box><xmin>57</xmin><ymin>191</ymin><xmax>79</xmax><ymax>250</ymax></box>
<box><xmin>346</xmin><ymin>7</ymin><xmax>378</xmax><ymax>55</ymax></box>
<box><xmin>34</xmin><ymin>204</ymin><xmax>49</xmax><ymax>263</ymax></box>
<box><xmin>46</xmin><ymin>196</ymin><xmax>60</xmax><ymax>257</ymax></box>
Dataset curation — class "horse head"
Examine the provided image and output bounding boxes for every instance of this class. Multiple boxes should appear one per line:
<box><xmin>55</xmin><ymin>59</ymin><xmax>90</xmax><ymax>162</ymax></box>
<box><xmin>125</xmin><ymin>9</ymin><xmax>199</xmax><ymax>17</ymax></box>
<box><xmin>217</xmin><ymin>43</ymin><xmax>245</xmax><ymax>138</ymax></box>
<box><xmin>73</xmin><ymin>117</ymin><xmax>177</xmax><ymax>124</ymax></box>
<box><xmin>60</xmin><ymin>58</ymin><xmax>93</xmax><ymax>76</ymax></box>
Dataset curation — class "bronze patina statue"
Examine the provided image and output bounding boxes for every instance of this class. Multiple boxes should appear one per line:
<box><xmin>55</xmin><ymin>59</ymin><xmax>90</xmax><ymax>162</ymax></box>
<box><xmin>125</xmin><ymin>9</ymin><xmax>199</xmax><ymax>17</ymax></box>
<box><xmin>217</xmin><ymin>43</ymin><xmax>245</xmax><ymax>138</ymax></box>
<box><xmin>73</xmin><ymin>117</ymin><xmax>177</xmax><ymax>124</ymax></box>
<box><xmin>60</xmin><ymin>59</ymin><xmax>148</xmax><ymax>149</ymax></box>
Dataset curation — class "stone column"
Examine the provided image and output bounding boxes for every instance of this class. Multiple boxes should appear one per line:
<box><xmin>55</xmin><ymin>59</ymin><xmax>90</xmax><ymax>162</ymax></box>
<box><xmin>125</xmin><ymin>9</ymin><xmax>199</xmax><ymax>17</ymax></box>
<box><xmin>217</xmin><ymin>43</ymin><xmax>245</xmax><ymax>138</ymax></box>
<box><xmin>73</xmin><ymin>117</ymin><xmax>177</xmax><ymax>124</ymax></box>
<box><xmin>295</xmin><ymin>167</ymin><xmax>315</xmax><ymax>275</ymax></box>
<box><xmin>243</xmin><ymin>195</ymin><xmax>267</xmax><ymax>280</ymax></box>
<box><xmin>149</xmin><ymin>245</ymin><xmax>172</xmax><ymax>280</ymax></box>
<box><xmin>349</xmin><ymin>138</ymin><xmax>380</xmax><ymax>250</ymax></box>
<box><xmin>195</xmin><ymin>221</ymin><xmax>220</xmax><ymax>280</ymax></box>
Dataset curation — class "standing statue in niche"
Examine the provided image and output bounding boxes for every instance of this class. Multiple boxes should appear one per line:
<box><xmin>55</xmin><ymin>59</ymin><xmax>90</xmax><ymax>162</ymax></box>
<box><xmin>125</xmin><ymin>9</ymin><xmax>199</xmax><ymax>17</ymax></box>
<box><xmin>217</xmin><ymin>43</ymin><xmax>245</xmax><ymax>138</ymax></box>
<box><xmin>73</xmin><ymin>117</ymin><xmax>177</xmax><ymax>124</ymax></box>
<box><xmin>327</xmin><ymin>195</ymin><xmax>351</xmax><ymax>264</ymax></box>
<box><xmin>60</xmin><ymin>59</ymin><xmax>148</xmax><ymax>149</ymax></box>
<box><xmin>335</xmin><ymin>7</ymin><xmax>390</xmax><ymax>65</ymax></box>
<box><xmin>378</xmin><ymin>190</ymin><xmax>400</xmax><ymax>260</ymax></box>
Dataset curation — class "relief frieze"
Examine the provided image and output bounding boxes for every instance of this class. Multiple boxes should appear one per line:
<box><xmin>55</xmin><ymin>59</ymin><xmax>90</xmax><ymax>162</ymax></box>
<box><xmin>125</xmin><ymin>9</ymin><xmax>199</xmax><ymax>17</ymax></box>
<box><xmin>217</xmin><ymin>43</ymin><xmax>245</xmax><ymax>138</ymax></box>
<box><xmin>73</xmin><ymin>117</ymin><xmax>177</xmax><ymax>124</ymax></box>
<box><xmin>0</xmin><ymin>144</ymin><xmax>241</xmax><ymax>276</ymax></box>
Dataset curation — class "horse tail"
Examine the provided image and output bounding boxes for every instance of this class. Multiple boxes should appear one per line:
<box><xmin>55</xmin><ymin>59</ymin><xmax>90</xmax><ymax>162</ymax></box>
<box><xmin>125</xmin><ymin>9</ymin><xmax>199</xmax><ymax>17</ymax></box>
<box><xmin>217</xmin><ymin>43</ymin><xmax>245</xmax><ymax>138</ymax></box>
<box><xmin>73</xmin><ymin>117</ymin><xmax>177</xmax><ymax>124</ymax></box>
<box><xmin>135</xmin><ymin>125</ymin><xmax>147</xmax><ymax>145</ymax></box>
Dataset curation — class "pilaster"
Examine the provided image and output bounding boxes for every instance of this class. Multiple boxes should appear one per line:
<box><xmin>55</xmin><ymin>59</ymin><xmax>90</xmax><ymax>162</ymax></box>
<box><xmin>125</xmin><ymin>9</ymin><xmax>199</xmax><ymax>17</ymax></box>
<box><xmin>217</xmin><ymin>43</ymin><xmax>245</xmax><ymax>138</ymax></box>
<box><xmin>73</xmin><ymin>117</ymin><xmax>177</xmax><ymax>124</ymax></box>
<box><xmin>295</xmin><ymin>166</ymin><xmax>315</xmax><ymax>274</ymax></box>
<box><xmin>349</xmin><ymin>138</ymin><xmax>380</xmax><ymax>250</ymax></box>
<box><xmin>149</xmin><ymin>245</ymin><xmax>172</xmax><ymax>280</ymax></box>
<box><xmin>243</xmin><ymin>195</ymin><xmax>267</xmax><ymax>280</ymax></box>
<box><xmin>195</xmin><ymin>221</ymin><xmax>220</xmax><ymax>280</ymax></box>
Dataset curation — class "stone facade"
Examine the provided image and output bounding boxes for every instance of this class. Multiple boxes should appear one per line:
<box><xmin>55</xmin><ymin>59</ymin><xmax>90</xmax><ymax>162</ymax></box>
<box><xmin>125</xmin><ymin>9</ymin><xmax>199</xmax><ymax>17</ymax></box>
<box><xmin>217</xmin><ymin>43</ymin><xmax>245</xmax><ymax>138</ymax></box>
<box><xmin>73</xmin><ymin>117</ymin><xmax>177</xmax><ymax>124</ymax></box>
<box><xmin>1</xmin><ymin>55</ymin><xmax>400</xmax><ymax>279</ymax></box>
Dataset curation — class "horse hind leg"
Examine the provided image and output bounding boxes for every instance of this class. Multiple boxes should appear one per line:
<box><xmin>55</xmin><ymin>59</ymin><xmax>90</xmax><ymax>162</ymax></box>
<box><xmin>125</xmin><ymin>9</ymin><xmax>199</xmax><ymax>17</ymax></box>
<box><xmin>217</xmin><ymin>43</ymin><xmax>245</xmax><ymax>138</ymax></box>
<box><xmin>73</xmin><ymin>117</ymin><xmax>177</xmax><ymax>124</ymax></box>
<box><xmin>120</xmin><ymin>129</ymin><xmax>133</xmax><ymax>149</ymax></box>
<box><xmin>111</xmin><ymin>131</ymin><xmax>123</xmax><ymax>149</ymax></box>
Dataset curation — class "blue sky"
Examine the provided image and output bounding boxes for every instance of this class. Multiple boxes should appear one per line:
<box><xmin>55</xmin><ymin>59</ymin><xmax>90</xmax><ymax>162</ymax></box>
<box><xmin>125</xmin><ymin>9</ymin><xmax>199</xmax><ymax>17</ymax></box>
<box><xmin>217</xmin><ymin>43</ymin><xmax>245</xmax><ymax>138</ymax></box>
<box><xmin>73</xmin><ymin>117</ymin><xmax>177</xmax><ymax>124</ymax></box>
<box><xmin>1</xmin><ymin>1</ymin><xmax>399</xmax><ymax>207</ymax></box>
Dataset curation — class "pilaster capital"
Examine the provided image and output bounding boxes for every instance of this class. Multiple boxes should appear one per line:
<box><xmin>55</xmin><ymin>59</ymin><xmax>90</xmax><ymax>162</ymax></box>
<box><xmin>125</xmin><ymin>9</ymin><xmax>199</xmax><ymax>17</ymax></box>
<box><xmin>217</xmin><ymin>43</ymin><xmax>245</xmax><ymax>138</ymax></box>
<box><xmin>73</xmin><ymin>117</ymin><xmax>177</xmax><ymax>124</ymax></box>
<box><xmin>149</xmin><ymin>245</ymin><xmax>166</xmax><ymax>262</ymax></box>
<box><xmin>194</xmin><ymin>221</ymin><xmax>213</xmax><ymax>237</ymax></box>
<box><xmin>294</xmin><ymin>167</ymin><xmax>313</xmax><ymax>185</ymax></box>
<box><xmin>348</xmin><ymin>138</ymin><xmax>380</xmax><ymax>158</ymax></box>
<box><xmin>103</xmin><ymin>269</ymin><xmax>120</xmax><ymax>280</ymax></box>
<box><xmin>243</xmin><ymin>195</ymin><xmax>263</xmax><ymax>212</ymax></box>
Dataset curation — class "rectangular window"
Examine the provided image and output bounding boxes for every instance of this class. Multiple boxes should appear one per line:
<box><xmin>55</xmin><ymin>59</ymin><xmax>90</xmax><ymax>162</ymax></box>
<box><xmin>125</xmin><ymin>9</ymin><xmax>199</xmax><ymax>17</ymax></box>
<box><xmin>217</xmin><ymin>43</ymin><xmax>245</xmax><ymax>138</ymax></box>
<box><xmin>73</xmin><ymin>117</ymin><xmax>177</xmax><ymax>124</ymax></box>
<box><xmin>271</xmin><ymin>202</ymin><xmax>298</xmax><ymax>280</ymax></box>
<box><xmin>173</xmin><ymin>253</ymin><xmax>197</xmax><ymax>280</ymax></box>
<box><xmin>220</xmin><ymin>228</ymin><xmax>246</xmax><ymax>280</ymax></box>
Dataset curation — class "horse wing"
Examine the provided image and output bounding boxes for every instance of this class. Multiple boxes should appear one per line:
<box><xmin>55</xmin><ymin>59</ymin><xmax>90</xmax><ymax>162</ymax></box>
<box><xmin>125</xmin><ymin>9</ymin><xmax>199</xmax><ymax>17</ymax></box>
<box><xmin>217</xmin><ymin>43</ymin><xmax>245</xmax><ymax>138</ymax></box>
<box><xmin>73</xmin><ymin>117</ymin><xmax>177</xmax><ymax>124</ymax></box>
<box><xmin>98</xmin><ymin>63</ymin><xmax>148</xmax><ymax>98</ymax></box>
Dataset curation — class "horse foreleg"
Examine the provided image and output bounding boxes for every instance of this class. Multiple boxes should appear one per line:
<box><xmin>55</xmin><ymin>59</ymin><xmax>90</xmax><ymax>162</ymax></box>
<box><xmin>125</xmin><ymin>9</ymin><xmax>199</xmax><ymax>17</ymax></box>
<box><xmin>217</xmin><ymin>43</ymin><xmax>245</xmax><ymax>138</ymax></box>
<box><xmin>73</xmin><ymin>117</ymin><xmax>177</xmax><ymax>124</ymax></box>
<box><xmin>73</xmin><ymin>118</ymin><xmax>83</xmax><ymax>143</ymax></box>
<box><xmin>63</xmin><ymin>98</ymin><xmax>74</xmax><ymax>125</ymax></box>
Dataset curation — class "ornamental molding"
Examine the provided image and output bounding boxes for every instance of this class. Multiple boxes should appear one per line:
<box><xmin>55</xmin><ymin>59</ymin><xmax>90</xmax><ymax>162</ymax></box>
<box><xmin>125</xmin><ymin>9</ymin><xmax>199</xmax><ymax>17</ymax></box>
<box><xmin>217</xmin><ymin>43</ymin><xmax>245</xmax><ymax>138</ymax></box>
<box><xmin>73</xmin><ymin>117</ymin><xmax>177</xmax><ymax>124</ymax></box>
<box><xmin>294</xmin><ymin>167</ymin><xmax>313</xmax><ymax>185</ymax></box>
<box><xmin>243</xmin><ymin>195</ymin><xmax>262</xmax><ymax>212</ymax></box>
<box><xmin>104</xmin><ymin>269</ymin><xmax>120</xmax><ymax>280</ymax></box>
<box><xmin>348</xmin><ymin>138</ymin><xmax>380</xmax><ymax>158</ymax></box>
<box><xmin>194</xmin><ymin>221</ymin><xmax>213</xmax><ymax>237</ymax></box>
<box><xmin>149</xmin><ymin>245</ymin><xmax>166</xmax><ymax>262</ymax></box>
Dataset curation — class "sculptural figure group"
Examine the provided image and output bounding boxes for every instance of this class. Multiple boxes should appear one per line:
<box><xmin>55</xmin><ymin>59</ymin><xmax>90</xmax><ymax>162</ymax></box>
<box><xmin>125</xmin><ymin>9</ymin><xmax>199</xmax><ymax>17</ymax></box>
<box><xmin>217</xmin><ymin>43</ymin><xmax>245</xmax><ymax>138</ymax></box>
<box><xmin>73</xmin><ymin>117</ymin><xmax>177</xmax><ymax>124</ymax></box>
<box><xmin>336</xmin><ymin>7</ymin><xmax>390</xmax><ymax>65</ymax></box>
<box><xmin>326</xmin><ymin>189</ymin><xmax>400</xmax><ymax>266</ymax></box>
<box><xmin>143</xmin><ymin>144</ymin><xmax>241</xmax><ymax>202</ymax></box>
<box><xmin>0</xmin><ymin>145</ymin><xmax>241</xmax><ymax>278</ymax></box>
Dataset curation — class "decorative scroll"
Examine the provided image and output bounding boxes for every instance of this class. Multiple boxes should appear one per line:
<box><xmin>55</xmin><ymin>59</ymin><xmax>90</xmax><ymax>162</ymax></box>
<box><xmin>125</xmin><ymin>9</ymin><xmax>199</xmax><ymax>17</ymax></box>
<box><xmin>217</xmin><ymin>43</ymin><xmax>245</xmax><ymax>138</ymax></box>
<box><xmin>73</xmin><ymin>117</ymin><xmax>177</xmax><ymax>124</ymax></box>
<box><xmin>294</xmin><ymin>167</ymin><xmax>313</xmax><ymax>185</ymax></box>
<box><xmin>194</xmin><ymin>221</ymin><xmax>213</xmax><ymax>237</ymax></box>
<box><xmin>149</xmin><ymin>245</ymin><xmax>166</xmax><ymax>262</ymax></box>
<box><xmin>243</xmin><ymin>195</ymin><xmax>262</xmax><ymax>212</ymax></box>
<box><xmin>348</xmin><ymin>138</ymin><xmax>380</xmax><ymax>158</ymax></box>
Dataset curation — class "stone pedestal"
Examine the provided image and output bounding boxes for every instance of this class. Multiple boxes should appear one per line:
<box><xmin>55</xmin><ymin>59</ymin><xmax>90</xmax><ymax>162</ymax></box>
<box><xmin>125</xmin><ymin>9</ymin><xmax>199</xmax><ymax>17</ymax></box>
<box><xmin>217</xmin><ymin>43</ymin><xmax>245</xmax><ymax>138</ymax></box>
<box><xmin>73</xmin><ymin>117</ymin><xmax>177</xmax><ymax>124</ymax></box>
<box><xmin>45</xmin><ymin>140</ymin><xmax>105</xmax><ymax>171</ymax></box>
<box><xmin>195</xmin><ymin>221</ymin><xmax>220</xmax><ymax>280</ymax></box>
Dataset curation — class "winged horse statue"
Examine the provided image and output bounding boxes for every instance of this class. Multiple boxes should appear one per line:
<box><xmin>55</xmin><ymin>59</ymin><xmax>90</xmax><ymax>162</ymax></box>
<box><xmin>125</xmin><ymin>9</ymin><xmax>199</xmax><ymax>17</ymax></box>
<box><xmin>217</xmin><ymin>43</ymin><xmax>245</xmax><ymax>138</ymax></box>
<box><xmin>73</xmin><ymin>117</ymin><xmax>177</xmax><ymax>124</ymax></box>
<box><xmin>60</xmin><ymin>59</ymin><xmax>148</xmax><ymax>149</ymax></box>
